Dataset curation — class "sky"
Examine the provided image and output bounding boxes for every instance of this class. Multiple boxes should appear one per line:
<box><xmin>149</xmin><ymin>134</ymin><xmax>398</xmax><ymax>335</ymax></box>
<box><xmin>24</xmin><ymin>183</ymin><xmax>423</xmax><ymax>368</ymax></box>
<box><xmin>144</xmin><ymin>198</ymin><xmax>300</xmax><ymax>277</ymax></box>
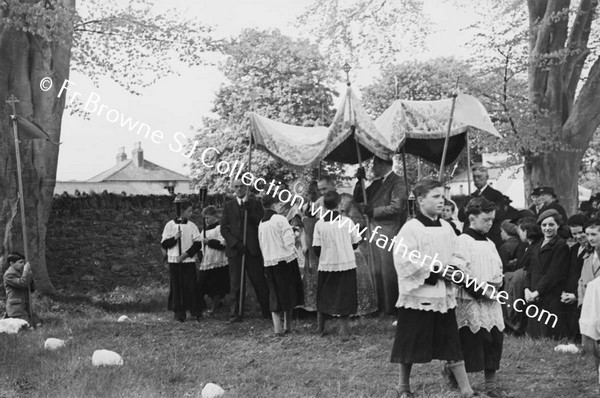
<box><xmin>56</xmin><ymin>0</ymin><xmax>479</xmax><ymax>182</ymax></box>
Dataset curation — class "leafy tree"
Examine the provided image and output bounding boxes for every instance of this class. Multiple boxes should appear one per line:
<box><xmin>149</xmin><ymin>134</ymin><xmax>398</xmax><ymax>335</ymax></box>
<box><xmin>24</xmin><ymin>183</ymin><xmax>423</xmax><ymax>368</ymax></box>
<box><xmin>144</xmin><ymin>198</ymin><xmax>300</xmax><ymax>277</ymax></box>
<box><xmin>0</xmin><ymin>0</ymin><xmax>216</xmax><ymax>293</ymax></box>
<box><xmin>297</xmin><ymin>0</ymin><xmax>431</xmax><ymax>70</ymax></box>
<box><xmin>303</xmin><ymin>0</ymin><xmax>600</xmax><ymax>213</ymax></box>
<box><xmin>188</xmin><ymin>29</ymin><xmax>343</xmax><ymax>194</ymax></box>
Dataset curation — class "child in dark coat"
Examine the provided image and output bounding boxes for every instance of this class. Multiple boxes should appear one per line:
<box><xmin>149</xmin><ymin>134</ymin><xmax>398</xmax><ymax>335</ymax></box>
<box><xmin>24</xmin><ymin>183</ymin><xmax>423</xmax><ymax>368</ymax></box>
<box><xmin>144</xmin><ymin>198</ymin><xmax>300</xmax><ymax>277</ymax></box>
<box><xmin>3</xmin><ymin>252</ymin><xmax>40</xmax><ymax>326</ymax></box>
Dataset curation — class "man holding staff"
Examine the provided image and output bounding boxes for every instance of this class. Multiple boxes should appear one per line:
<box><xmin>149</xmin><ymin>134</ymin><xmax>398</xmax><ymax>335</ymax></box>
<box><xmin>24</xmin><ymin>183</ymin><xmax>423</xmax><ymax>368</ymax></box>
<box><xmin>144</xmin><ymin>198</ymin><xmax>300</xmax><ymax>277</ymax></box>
<box><xmin>221</xmin><ymin>179</ymin><xmax>270</xmax><ymax>322</ymax></box>
<box><xmin>354</xmin><ymin>156</ymin><xmax>407</xmax><ymax>315</ymax></box>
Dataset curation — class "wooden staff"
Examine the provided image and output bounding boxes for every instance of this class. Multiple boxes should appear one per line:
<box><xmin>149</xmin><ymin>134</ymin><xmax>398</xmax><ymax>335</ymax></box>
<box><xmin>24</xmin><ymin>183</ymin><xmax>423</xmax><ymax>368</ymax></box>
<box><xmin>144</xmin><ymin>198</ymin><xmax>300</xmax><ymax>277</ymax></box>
<box><xmin>401</xmin><ymin>146</ymin><xmax>410</xmax><ymax>219</ymax></box>
<box><xmin>7</xmin><ymin>94</ymin><xmax>34</xmax><ymax>328</ymax></box>
<box><xmin>343</xmin><ymin>63</ymin><xmax>377</xmax><ymax>288</ymax></box>
<box><xmin>466</xmin><ymin>130</ymin><xmax>472</xmax><ymax>195</ymax></box>
<box><xmin>438</xmin><ymin>78</ymin><xmax>460</xmax><ymax>182</ymax></box>
<box><xmin>239</xmin><ymin>131</ymin><xmax>253</xmax><ymax>317</ymax></box>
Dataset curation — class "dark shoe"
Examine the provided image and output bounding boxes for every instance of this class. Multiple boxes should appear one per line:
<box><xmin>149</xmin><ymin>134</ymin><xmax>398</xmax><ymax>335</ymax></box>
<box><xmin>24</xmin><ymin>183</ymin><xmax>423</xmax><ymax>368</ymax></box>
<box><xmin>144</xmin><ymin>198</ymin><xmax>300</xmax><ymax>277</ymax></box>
<box><xmin>486</xmin><ymin>386</ymin><xmax>510</xmax><ymax>398</ymax></box>
<box><xmin>442</xmin><ymin>363</ymin><xmax>458</xmax><ymax>390</ymax></box>
<box><xmin>397</xmin><ymin>391</ymin><xmax>414</xmax><ymax>398</ymax></box>
<box><xmin>228</xmin><ymin>315</ymin><xmax>243</xmax><ymax>323</ymax></box>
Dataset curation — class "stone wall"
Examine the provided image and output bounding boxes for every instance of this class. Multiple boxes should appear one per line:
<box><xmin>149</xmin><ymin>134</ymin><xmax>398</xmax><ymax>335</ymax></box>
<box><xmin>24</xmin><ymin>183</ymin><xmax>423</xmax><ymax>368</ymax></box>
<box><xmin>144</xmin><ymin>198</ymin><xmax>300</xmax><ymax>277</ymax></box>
<box><xmin>46</xmin><ymin>193</ymin><xmax>228</xmax><ymax>293</ymax></box>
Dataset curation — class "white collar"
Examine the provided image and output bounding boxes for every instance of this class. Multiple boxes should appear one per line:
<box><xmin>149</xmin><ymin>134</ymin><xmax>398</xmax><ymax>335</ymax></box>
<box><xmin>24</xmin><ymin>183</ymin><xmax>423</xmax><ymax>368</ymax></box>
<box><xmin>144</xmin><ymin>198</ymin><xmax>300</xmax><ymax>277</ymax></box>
<box><xmin>477</xmin><ymin>184</ymin><xmax>489</xmax><ymax>193</ymax></box>
<box><xmin>376</xmin><ymin>169</ymin><xmax>393</xmax><ymax>181</ymax></box>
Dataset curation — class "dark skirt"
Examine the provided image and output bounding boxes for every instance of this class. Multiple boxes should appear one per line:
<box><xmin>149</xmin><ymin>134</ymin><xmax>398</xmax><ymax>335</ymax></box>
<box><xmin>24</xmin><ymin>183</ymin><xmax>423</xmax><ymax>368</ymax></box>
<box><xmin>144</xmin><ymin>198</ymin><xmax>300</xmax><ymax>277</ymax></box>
<box><xmin>168</xmin><ymin>263</ymin><xmax>202</xmax><ymax>318</ymax></box>
<box><xmin>525</xmin><ymin>296</ymin><xmax>566</xmax><ymax>339</ymax></box>
<box><xmin>459</xmin><ymin>326</ymin><xmax>503</xmax><ymax>372</ymax></box>
<box><xmin>198</xmin><ymin>265</ymin><xmax>230</xmax><ymax>298</ymax></box>
<box><xmin>391</xmin><ymin>307</ymin><xmax>463</xmax><ymax>364</ymax></box>
<box><xmin>316</xmin><ymin>269</ymin><xmax>357</xmax><ymax>316</ymax></box>
<box><xmin>264</xmin><ymin>259</ymin><xmax>304</xmax><ymax>312</ymax></box>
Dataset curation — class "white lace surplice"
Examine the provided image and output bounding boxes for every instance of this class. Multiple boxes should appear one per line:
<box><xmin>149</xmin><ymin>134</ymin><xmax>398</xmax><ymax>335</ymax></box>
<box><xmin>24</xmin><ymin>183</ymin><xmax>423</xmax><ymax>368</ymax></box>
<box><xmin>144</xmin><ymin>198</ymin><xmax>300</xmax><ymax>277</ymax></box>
<box><xmin>454</xmin><ymin>234</ymin><xmax>505</xmax><ymax>333</ymax></box>
<box><xmin>393</xmin><ymin>219</ymin><xmax>460</xmax><ymax>313</ymax></box>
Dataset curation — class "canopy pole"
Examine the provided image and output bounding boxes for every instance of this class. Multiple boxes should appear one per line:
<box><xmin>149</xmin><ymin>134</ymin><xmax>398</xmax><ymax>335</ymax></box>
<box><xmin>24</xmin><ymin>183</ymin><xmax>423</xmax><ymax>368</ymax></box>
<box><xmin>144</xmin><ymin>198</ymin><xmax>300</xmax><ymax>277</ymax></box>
<box><xmin>239</xmin><ymin>91</ymin><xmax>258</xmax><ymax>318</ymax></box>
<box><xmin>353</xmin><ymin>133</ymin><xmax>377</xmax><ymax>287</ymax></box>
<box><xmin>401</xmin><ymin>146</ymin><xmax>410</xmax><ymax>219</ymax></box>
<box><xmin>7</xmin><ymin>94</ymin><xmax>34</xmax><ymax>328</ymax></box>
<box><xmin>344</xmin><ymin>62</ymin><xmax>377</xmax><ymax>292</ymax></box>
<box><xmin>438</xmin><ymin>78</ymin><xmax>460</xmax><ymax>182</ymax></box>
<box><xmin>239</xmin><ymin>129</ymin><xmax>252</xmax><ymax>318</ymax></box>
<box><xmin>466</xmin><ymin>131</ymin><xmax>472</xmax><ymax>196</ymax></box>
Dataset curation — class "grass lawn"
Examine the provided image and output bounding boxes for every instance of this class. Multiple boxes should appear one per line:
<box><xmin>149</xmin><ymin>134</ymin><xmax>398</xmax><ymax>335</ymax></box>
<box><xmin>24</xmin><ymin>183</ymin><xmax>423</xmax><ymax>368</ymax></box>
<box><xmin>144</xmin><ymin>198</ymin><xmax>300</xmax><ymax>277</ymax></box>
<box><xmin>0</xmin><ymin>284</ymin><xmax>597</xmax><ymax>398</ymax></box>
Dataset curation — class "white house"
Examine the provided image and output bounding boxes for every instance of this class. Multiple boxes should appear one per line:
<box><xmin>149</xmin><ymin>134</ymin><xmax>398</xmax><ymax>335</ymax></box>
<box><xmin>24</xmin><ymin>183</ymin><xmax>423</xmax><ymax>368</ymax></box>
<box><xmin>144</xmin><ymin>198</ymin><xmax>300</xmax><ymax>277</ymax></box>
<box><xmin>55</xmin><ymin>142</ymin><xmax>193</xmax><ymax>196</ymax></box>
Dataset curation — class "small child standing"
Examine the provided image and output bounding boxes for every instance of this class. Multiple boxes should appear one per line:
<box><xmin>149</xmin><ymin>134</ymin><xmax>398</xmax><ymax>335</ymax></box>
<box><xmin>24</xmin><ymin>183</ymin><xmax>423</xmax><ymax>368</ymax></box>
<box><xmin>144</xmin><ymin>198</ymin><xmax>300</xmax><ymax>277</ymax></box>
<box><xmin>391</xmin><ymin>178</ymin><xmax>475</xmax><ymax>398</ymax></box>
<box><xmin>454</xmin><ymin>197</ymin><xmax>507</xmax><ymax>398</ymax></box>
<box><xmin>258</xmin><ymin>195</ymin><xmax>304</xmax><ymax>335</ymax></box>
<box><xmin>3</xmin><ymin>252</ymin><xmax>40</xmax><ymax>326</ymax></box>
<box><xmin>312</xmin><ymin>191</ymin><xmax>362</xmax><ymax>338</ymax></box>
<box><xmin>197</xmin><ymin>206</ymin><xmax>230</xmax><ymax>315</ymax></box>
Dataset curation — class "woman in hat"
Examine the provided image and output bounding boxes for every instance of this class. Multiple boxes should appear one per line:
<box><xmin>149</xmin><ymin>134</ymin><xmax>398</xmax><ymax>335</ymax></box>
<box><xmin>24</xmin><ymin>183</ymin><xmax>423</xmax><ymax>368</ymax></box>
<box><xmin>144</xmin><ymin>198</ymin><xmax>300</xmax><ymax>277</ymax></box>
<box><xmin>522</xmin><ymin>209</ymin><xmax>570</xmax><ymax>339</ymax></box>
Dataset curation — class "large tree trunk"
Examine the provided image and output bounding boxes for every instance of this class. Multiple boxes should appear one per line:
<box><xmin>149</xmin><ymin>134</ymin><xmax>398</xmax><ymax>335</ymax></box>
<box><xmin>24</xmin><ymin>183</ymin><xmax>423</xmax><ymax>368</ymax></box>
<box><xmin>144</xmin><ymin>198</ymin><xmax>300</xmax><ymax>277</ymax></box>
<box><xmin>525</xmin><ymin>149</ymin><xmax>582</xmax><ymax>214</ymax></box>
<box><xmin>525</xmin><ymin>0</ymin><xmax>600</xmax><ymax>214</ymax></box>
<box><xmin>0</xmin><ymin>2</ymin><xmax>73</xmax><ymax>293</ymax></box>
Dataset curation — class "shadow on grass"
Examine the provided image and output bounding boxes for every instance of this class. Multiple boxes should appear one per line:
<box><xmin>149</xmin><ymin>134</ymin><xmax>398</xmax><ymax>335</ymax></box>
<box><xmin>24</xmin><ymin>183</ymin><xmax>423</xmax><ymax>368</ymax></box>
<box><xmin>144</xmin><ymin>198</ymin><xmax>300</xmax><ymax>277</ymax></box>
<box><xmin>36</xmin><ymin>285</ymin><xmax>168</xmax><ymax>315</ymax></box>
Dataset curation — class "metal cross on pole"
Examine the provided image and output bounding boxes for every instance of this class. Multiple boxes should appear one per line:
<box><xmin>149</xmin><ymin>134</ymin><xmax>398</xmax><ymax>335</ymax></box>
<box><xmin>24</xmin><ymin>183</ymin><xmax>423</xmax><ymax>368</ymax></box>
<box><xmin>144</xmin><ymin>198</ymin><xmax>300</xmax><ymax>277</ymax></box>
<box><xmin>6</xmin><ymin>94</ymin><xmax>35</xmax><ymax>327</ymax></box>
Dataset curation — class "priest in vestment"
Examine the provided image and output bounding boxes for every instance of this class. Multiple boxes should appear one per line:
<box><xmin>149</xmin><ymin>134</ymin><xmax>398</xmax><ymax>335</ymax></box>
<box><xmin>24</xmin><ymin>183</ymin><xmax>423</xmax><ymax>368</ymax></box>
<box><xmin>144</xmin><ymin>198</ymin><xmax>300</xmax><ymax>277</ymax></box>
<box><xmin>354</xmin><ymin>156</ymin><xmax>407</xmax><ymax>315</ymax></box>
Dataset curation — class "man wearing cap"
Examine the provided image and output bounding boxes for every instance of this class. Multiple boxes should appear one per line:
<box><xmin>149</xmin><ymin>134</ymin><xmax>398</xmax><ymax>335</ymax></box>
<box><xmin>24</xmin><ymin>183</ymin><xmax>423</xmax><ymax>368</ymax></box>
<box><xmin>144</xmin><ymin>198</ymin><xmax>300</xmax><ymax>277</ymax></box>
<box><xmin>221</xmin><ymin>179</ymin><xmax>270</xmax><ymax>322</ymax></box>
<box><xmin>529</xmin><ymin>186</ymin><xmax>568</xmax><ymax>221</ymax></box>
<box><xmin>354</xmin><ymin>156</ymin><xmax>407</xmax><ymax>315</ymax></box>
<box><xmin>469</xmin><ymin>165</ymin><xmax>505</xmax><ymax>247</ymax></box>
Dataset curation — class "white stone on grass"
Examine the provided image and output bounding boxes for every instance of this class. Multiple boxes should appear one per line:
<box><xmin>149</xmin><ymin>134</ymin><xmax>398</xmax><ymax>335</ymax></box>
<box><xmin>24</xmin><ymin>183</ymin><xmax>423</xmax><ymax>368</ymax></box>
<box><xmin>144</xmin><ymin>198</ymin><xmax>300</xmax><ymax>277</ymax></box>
<box><xmin>44</xmin><ymin>338</ymin><xmax>66</xmax><ymax>351</ymax></box>
<box><xmin>201</xmin><ymin>383</ymin><xmax>225</xmax><ymax>398</ymax></box>
<box><xmin>0</xmin><ymin>318</ymin><xmax>29</xmax><ymax>334</ymax></box>
<box><xmin>117</xmin><ymin>315</ymin><xmax>132</xmax><ymax>323</ymax></box>
<box><xmin>92</xmin><ymin>349</ymin><xmax>123</xmax><ymax>366</ymax></box>
<box><xmin>554</xmin><ymin>343</ymin><xmax>580</xmax><ymax>354</ymax></box>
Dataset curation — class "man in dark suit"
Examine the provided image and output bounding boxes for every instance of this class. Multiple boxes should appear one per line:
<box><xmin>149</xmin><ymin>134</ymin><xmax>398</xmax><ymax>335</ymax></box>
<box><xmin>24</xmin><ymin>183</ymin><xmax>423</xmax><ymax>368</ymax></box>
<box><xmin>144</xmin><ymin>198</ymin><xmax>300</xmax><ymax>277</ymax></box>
<box><xmin>354</xmin><ymin>156</ymin><xmax>407</xmax><ymax>315</ymax></box>
<box><xmin>470</xmin><ymin>164</ymin><xmax>505</xmax><ymax>247</ymax></box>
<box><xmin>220</xmin><ymin>179</ymin><xmax>270</xmax><ymax>322</ymax></box>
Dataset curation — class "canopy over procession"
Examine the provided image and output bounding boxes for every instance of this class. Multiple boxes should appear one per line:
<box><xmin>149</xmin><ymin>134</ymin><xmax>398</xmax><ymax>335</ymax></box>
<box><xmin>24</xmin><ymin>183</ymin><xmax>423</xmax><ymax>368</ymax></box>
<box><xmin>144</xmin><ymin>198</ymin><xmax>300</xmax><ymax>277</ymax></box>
<box><xmin>6</xmin><ymin>1</ymin><xmax>600</xmax><ymax>397</ymax></box>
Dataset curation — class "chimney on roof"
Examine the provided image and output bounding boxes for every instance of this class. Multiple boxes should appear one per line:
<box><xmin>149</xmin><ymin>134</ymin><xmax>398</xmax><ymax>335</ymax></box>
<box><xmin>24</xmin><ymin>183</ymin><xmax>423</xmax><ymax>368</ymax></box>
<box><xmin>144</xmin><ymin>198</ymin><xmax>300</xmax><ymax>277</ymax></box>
<box><xmin>116</xmin><ymin>147</ymin><xmax>127</xmax><ymax>164</ymax></box>
<box><xmin>132</xmin><ymin>142</ymin><xmax>144</xmax><ymax>167</ymax></box>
